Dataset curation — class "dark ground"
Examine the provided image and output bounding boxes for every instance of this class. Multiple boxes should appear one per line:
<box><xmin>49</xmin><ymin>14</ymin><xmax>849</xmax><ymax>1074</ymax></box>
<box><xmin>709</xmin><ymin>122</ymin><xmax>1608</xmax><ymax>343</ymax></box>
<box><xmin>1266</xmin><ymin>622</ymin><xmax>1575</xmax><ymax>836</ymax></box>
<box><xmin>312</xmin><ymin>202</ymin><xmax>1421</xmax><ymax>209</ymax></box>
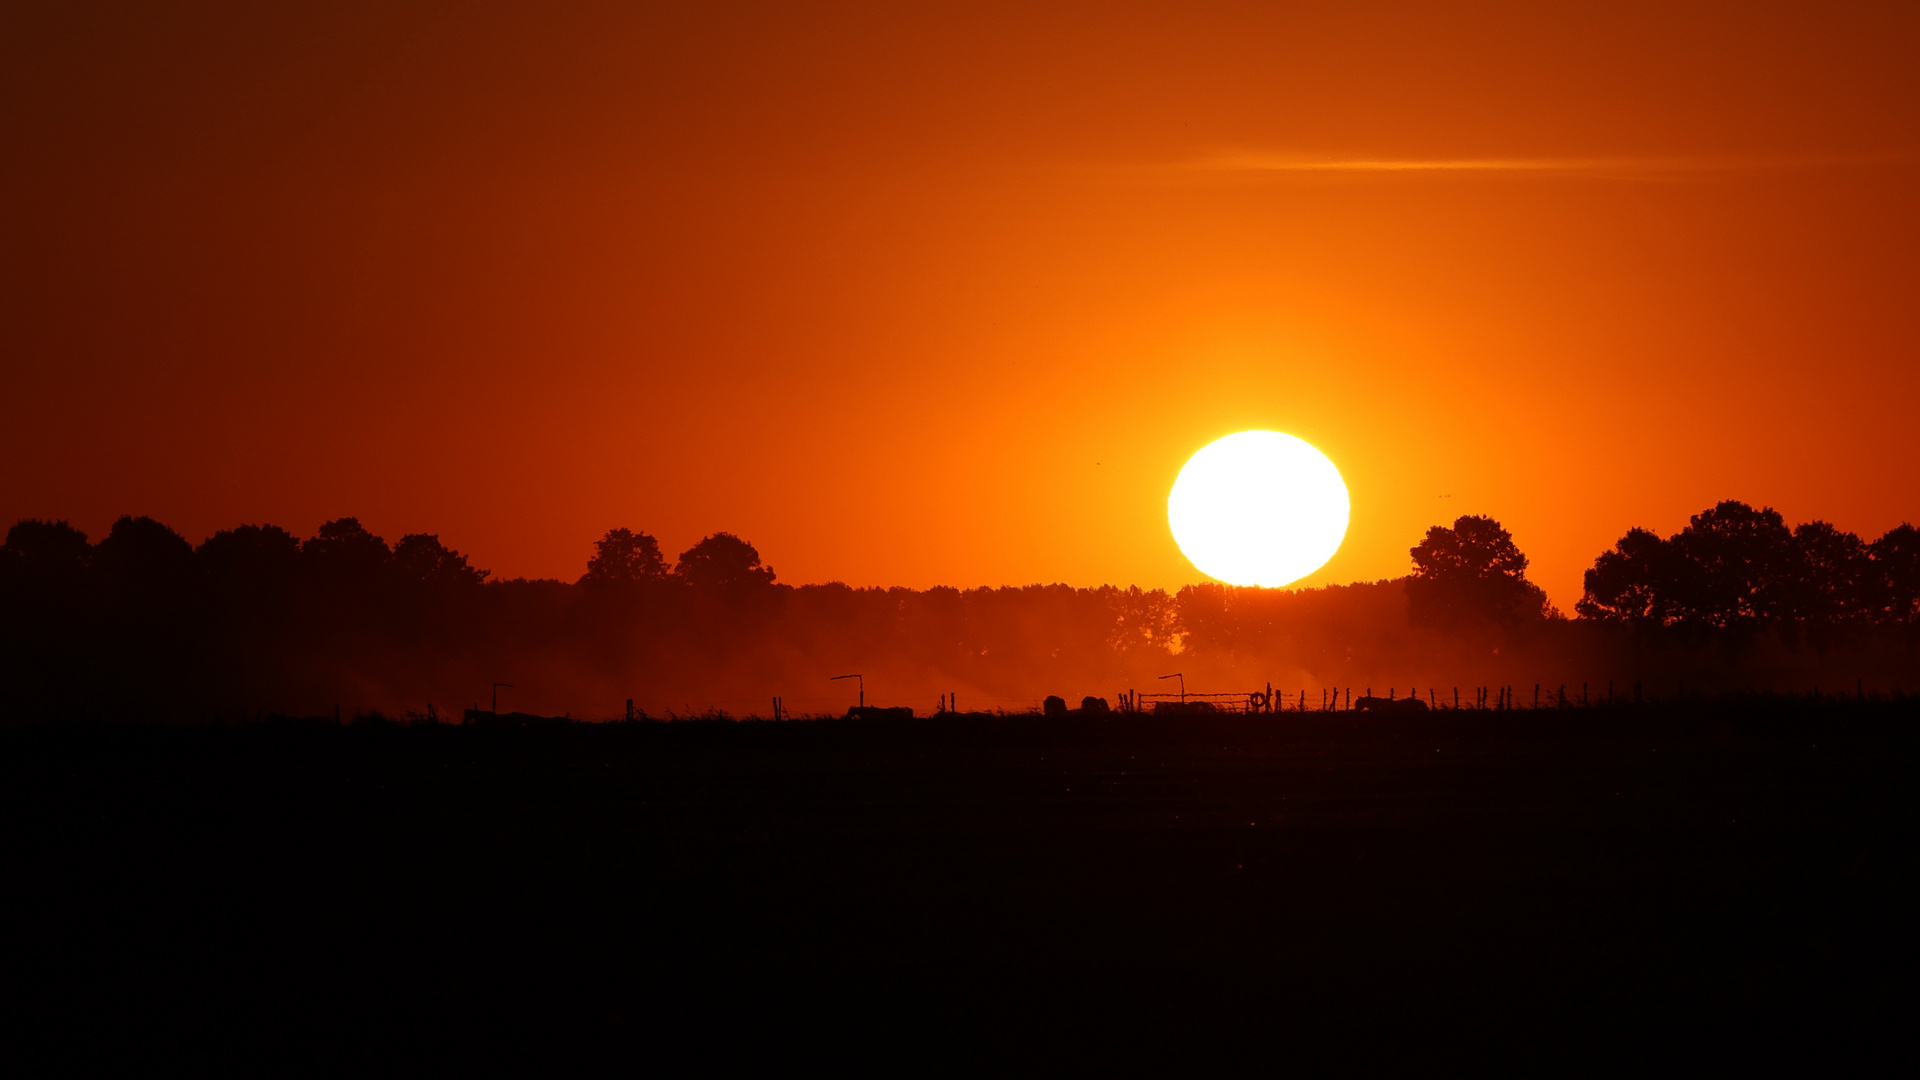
<box><xmin>5</xmin><ymin>702</ymin><xmax>1917</xmax><ymax>1072</ymax></box>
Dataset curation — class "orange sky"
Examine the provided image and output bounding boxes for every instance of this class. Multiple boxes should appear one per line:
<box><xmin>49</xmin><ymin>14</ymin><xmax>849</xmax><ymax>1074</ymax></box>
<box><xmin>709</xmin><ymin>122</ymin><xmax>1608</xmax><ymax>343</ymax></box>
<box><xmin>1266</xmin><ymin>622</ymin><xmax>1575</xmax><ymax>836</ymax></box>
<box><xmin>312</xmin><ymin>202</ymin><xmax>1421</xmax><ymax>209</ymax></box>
<box><xmin>5</xmin><ymin>1</ymin><xmax>1919</xmax><ymax>608</ymax></box>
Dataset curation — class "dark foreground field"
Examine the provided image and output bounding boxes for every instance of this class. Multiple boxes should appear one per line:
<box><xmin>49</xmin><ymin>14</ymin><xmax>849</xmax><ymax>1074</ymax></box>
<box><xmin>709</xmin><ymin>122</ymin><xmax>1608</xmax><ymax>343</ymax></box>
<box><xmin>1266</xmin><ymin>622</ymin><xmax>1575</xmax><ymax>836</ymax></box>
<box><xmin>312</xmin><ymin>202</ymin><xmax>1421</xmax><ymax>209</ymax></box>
<box><xmin>6</xmin><ymin>702</ymin><xmax>1918</xmax><ymax>1071</ymax></box>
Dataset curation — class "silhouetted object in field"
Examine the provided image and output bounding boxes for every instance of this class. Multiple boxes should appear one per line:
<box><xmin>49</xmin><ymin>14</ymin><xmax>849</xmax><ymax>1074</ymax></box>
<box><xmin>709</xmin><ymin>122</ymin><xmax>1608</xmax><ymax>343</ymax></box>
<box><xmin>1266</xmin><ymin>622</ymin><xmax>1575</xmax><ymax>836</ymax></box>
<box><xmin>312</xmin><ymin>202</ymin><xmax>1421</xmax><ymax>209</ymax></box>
<box><xmin>1044</xmin><ymin>695</ymin><xmax>1068</xmax><ymax>717</ymax></box>
<box><xmin>844</xmin><ymin>706</ymin><xmax>914</xmax><ymax>721</ymax></box>
<box><xmin>1081</xmin><ymin>696</ymin><xmax>1111</xmax><ymax>714</ymax></box>
<box><xmin>1354</xmin><ymin>695</ymin><xmax>1429</xmax><ymax>714</ymax></box>
<box><xmin>1406</xmin><ymin>515</ymin><xmax>1552</xmax><ymax>629</ymax></box>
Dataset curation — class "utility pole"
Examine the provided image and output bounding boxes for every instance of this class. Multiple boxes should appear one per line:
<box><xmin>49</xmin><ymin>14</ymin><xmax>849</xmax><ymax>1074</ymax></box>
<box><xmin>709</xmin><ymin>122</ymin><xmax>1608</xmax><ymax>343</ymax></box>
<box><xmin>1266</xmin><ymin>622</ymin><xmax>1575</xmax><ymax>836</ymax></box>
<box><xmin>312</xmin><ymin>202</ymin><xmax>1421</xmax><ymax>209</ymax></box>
<box><xmin>1158</xmin><ymin>672</ymin><xmax>1185</xmax><ymax>704</ymax></box>
<box><xmin>831</xmin><ymin>673</ymin><xmax>864</xmax><ymax>708</ymax></box>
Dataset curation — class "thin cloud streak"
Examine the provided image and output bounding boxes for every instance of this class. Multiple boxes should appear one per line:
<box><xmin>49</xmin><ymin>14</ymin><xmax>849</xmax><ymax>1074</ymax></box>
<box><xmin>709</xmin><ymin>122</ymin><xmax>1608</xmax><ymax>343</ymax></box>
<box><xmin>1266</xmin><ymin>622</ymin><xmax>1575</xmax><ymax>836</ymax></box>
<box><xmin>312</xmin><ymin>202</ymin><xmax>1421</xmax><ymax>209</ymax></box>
<box><xmin>1184</xmin><ymin>152</ymin><xmax>1914</xmax><ymax>178</ymax></box>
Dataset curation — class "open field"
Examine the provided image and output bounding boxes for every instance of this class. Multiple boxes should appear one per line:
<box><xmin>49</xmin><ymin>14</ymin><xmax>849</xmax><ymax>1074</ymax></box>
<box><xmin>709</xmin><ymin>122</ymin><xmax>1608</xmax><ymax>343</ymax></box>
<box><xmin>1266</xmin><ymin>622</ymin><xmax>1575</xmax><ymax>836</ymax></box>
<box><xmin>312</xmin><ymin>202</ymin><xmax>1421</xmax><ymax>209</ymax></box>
<box><xmin>6</xmin><ymin>701</ymin><xmax>1917</xmax><ymax>1069</ymax></box>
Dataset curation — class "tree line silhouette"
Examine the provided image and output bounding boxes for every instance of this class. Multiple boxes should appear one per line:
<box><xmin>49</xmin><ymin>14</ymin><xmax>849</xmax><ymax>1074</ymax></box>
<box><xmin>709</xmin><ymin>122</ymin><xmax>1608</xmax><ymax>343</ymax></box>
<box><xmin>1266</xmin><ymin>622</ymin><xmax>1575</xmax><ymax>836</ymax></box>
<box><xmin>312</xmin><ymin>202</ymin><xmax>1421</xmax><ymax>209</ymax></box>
<box><xmin>1</xmin><ymin>500</ymin><xmax>1914</xmax><ymax>721</ymax></box>
<box><xmin>1578</xmin><ymin>502</ymin><xmax>1919</xmax><ymax>647</ymax></box>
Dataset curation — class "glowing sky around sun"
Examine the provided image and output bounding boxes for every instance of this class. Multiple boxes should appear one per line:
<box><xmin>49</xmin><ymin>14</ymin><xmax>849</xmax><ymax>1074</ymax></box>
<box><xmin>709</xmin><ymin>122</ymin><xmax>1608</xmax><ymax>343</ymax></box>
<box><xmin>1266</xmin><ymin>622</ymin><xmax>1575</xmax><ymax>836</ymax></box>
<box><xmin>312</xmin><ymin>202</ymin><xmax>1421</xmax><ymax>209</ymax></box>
<box><xmin>4</xmin><ymin>2</ymin><xmax>1919</xmax><ymax>604</ymax></box>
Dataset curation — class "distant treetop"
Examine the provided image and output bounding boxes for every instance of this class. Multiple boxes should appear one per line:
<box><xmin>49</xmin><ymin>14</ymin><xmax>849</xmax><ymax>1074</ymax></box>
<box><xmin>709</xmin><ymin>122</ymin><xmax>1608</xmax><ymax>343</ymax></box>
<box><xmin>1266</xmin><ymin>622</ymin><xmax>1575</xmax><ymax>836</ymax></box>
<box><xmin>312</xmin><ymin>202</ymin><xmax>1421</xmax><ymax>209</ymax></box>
<box><xmin>1405</xmin><ymin>515</ymin><xmax>1551</xmax><ymax>629</ymax></box>
<box><xmin>675</xmin><ymin>532</ymin><xmax>775</xmax><ymax>589</ymax></box>
<box><xmin>581</xmin><ymin>528</ymin><xmax>667</xmax><ymax>587</ymax></box>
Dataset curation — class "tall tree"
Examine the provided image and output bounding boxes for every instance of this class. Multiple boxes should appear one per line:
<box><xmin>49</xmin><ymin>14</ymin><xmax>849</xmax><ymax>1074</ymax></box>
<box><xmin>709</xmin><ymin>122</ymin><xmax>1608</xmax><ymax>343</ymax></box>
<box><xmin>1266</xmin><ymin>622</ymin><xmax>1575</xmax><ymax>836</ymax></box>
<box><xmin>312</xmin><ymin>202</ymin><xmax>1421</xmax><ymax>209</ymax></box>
<box><xmin>2</xmin><ymin>519</ymin><xmax>91</xmax><ymax>576</ymax></box>
<box><xmin>302</xmin><ymin>518</ymin><xmax>392</xmax><ymax>577</ymax></box>
<box><xmin>393</xmin><ymin>533</ymin><xmax>489</xmax><ymax>586</ymax></box>
<box><xmin>675</xmin><ymin>533</ymin><xmax>775</xmax><ymax>590</ymax></box>
<box><xmin>1665</xmin><ymin>501</ymin><xmax>1796</xmax><ymax>633</ymax></box>
<box><xmin>1577</xmin><ymin>527</ymin><xmax>1673</xmax><ymax>624</ymax></box>
<box><xmin>1405</xmin><ymin>515</ymin><xmax>1549</xmax><ymax>629</ymax></box>
<box><xmin>580</xmin><ymin>528</ymin><xmax>666</xmax><ymax>587</ymax></box>
<box><xmin>1872</xmin><ymin>523</ymin><xmax>1920</xmax><ymax>649</ymax></box>
<box><xmin>1789</xmin><ymin>521</ymin><xmax>1872</xmax><ymax>635</ymax></box>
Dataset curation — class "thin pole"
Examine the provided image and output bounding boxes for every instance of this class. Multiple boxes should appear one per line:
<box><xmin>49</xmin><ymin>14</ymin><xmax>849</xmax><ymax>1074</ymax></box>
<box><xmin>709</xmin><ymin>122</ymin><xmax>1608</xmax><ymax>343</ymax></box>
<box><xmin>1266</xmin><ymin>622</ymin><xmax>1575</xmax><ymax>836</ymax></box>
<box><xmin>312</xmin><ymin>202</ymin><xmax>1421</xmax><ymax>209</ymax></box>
<box><xmin>832</xmin><ymin>674</ymin><xmax>864</xmax><ymax>708</ymax></box>
<box><xmin>1158</xmin><ymin>672</ymin><xmax>1185</xmax><ymax>703</ymax></box>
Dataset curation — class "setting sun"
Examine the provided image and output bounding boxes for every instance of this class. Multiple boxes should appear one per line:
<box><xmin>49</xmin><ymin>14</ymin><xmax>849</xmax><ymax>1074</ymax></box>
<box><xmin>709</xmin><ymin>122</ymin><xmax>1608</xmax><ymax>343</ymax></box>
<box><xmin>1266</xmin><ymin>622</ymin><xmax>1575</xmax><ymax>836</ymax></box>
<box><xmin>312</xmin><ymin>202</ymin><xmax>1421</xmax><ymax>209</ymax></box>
<box><xmin>1166</xmin><ymin>430</ymin><xmax>1350</xmax><ymax>587</ymax></box>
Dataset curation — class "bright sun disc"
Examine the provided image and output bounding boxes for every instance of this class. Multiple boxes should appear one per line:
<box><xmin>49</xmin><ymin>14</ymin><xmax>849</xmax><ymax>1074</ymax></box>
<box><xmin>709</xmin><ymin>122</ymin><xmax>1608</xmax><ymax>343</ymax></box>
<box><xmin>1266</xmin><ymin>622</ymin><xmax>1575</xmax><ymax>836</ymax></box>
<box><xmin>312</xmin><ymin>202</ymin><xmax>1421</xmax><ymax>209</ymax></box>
<box><xmin>1167</xmin><ymin>431</ymin><xmax>1350</xmax><ymax>587</ymax></box>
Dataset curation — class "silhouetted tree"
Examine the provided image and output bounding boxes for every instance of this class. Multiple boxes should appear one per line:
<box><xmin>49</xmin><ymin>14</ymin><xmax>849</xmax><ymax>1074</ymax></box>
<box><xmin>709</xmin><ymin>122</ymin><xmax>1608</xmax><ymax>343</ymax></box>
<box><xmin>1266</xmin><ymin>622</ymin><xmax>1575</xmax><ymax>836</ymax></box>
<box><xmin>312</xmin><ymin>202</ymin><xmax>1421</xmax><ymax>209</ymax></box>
<box><xmin>580</xmin><ymin>528</ymin><xmax>665</xmax><ymax>587</ymax></box>
<box><xmin>394</xmin><ymin>533</ymin><xmax>489</xmax><ymax>586</ymax></box>
<box><xmin>1577</xmin><ymin>527</ymin><xmax>1674</xmax><ymax>624</ymax></box>
<box><xmin>198</xmin><ymin>524</ymin><xmax>302</xmax><ymax>582</ymax></box>
<box><xmin>1578</xmin><ymin>502</ymin><xmax>1913</xmax><ymax>652</ymax></box>
<box><xmin>2</xmin><ymin>519</ymin><xmax>91</xmax><ymax>575</ymax></box>
<box><xmin>1405</xmin><ymin>515</ymin><xmax>1550</xmax><ymax>629</ymax></box>
<box><xmin>1872</xmin><ymin>523</ymin><xmax>1920</xmax><ymax>650</ymax></box>
<box><xmin>1789</xmin><ymin>521</ymin><xmax>1871</xmax><ymax>644</ymax></box>
<box><xmin>1665</xmin><ymin>501</ymin><xmax>1796</xmax><ymax>636</ymax></box>
<box><xmin>675</xmin><ymin>533</ymin><xmax>775</xmax><ymax>590</ymax></box>
<box><xmin>94</xmin><ymin>515</ymin><xmax>194</xmax><ymax>592</ymax></box>
<box><xmin>90</xmin><ymin>516</ymin><xmax>199</xmax><ymax>710</ymax></box>
<box><xmin>1107</xmin><ymin>585</ymin><xmax>1177</xmax><ymax>653</ymax></box>
<box><xmin>302</xmin><ymin>517</ymin><xmax>392</xmax><ymax>579</ymax></box>
<box><xmin>0</xmin><ymin>520</ymin><xmax>93</xmax><ymax>716</ymax></box>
